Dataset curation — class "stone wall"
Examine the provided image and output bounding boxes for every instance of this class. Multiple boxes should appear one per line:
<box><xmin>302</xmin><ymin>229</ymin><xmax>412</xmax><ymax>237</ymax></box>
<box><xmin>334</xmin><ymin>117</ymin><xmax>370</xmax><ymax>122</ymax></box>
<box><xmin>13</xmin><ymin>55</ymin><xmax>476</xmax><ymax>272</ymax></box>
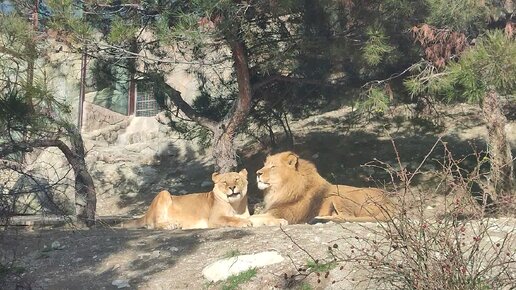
<box><xmin>82</xmin><ymin>100</ymin><xmax>129</xmax><ymax>133</ymax></box>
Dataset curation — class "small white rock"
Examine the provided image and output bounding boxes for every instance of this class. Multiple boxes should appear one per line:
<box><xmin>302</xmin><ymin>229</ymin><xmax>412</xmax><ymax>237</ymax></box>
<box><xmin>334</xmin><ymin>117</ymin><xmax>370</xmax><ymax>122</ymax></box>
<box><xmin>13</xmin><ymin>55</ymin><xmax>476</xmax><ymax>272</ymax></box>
<box><xmin>151</xmin><ymin>250</ymin><xmax>160</xmax><ymax>258</ymax></box>
<box><xmin>138</xmin><ymin>253</ymin><xmax>151</xmax><ymax>259</ymax></box>
<box><xmin>126</xmin><ymin>192</ymin><xmax>138</xmax><ymax>198</ymax></box>
<box><xmin>112</xmin><ymin>279</ymin><xmax>130</xmax><ymax>288</ymax></box>
<box><xmin>51</xmin><ymin>241</ymin><xmax>62</xmax><ymax>250</ymax></box>
<box><xmin>202</xmin><ymin>251</ymin><xmax>284</xmax><ymax>282</ymax></box>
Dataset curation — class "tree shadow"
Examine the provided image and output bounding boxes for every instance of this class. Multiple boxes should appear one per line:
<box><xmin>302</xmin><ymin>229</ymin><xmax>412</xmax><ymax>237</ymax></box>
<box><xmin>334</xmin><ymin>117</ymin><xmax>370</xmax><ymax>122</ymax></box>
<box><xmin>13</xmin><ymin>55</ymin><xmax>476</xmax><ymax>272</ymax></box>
<box><xmin>242</xmin><ymin>127</ymin><xmax>515</xmax><ymax>192</ymax></box>
<box><xmin>0</xmin><ymin>227</ymin><xmax>252</xmax><ymax>289</ymax></box>
<box><xmin>109</xmin><ymin>141</ymin><xmax>215</xmax><ymax>216</ymax></box>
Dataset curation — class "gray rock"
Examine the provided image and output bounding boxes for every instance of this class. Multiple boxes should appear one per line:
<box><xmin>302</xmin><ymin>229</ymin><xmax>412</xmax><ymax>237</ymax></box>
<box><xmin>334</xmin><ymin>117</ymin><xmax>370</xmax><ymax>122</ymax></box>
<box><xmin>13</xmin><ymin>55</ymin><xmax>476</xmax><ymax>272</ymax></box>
<box><xmin>202</xmin><ymin>251</ymin><xmax>284</xmax><ymax>282</ymax></box>
<box><xmin>126</xmin><ymin>192</ymin><xmax>138</xmax><ymax>198</ymax></box>
<box><xmin>51</xmin><ymin>241</ymin><xmax>63</xmax><ymax>250</ymax></box>
<box><xmin>138</xmin><ymin>253</ymin><xmax>151</xmax><ymax>259</ymax></box>
<box><xmin>150</xmin><ymin>250</ymin><xmax>160</xmax><ymax>258</ymax></box>
<box><xmin>200</xmin><ymin>180</ymin><xmax>212</xmax><ymax>188</ymax></box>
<box><xmin>111</xmin><ymin>279</ymin><xmax>130</xmax><ymax>288</ymax></box>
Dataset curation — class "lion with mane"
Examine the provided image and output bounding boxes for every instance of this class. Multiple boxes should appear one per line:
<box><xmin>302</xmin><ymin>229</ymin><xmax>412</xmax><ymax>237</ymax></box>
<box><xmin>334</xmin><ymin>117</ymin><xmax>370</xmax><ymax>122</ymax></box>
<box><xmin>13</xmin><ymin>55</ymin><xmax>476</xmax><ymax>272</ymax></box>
<box><xmin>123</xmin><ymin>169</ymin><xmax>251</xmax><ymax>229</ymax></box>
<box><xmin>249</xmin><ymin>152</ymin><xmax>395</xmax><ymax>226</ymax></box>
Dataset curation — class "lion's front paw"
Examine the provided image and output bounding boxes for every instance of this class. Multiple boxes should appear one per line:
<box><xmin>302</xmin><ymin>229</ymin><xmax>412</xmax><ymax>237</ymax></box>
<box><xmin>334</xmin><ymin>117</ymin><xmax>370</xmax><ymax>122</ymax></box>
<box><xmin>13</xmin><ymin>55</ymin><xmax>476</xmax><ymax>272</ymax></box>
<box><xmin>250</xmin><ymin>216</ymin><xmax>288</xmax><ymax>227</ymax></box>
<box><xmin>277</xmin><ymin>218</ymin><xmax>288</xmax><ymax>226</ymax></box>
<box><xmin>309</xmin><ymin>216</ymin><xmax>332</xmax><ymax>225</ymax></box>
<box><xmin>262</xmin><ymin>218</ymin><xmax>288</xmax><ymax>227</ymax></box>
<box><xmin>236</xmin><ymin>219</ymin><xmax>253</xmax><ymax>227</ymax></box>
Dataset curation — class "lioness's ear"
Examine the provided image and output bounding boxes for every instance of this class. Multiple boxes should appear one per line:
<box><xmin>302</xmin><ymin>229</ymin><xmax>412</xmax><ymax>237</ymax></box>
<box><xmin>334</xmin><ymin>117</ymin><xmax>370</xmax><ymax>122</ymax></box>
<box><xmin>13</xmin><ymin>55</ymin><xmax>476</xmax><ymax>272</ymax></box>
<box><xmin>212</xmin><ymin>172</ymin><xmax>220</xmax><ymax>182</ymax></box>
<box><xmin>286</xmin><ymin>153</ymin><xmax>298</xmax><ymax>168</ymax></box>
<box><xmin>239</xmin><ymin>169</ymin><xmax>248</xmax><ymax>178</ymax></box>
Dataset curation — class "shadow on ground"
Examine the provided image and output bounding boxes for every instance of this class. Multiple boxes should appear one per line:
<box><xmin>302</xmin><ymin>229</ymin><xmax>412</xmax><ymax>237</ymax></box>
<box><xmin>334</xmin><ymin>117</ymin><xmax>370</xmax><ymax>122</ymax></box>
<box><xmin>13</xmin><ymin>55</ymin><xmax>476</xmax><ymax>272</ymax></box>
<box><xmin>242</xmin><ymin>123</ymin><xmax>515</xmax><ymax>197</ymax></box>
<box><xmin>0</xmin><ymin>227</ymin><xmax>252</xmax><ymax>290</ymax></box>
<box><xmin>109</xmin><ymin>142</ymin><xmax>214</xmax><ymax>216</ymax></box>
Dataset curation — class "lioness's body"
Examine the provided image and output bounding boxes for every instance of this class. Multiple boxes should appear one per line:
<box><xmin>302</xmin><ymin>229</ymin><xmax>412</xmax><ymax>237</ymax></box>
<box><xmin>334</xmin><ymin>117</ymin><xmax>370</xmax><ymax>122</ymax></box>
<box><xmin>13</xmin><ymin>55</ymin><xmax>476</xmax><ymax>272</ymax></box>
<box><xmin>123</xmin><ymin>170</ymin><xmax>251</xmax><ymax>229</ymax></box>
<box><xmin>250</xmin><ymin>152</ymin><xmax>395</xmax><ymax>226</ymax></box>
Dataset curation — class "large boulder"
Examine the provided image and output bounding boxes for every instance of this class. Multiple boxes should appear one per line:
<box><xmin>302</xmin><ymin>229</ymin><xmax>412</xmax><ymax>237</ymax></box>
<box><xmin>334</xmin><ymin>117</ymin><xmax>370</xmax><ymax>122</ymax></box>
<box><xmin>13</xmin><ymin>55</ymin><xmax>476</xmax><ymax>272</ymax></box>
<box><xmin>8</xmin><ymin>174</ymin><xmax>73</xmax><ymax>215</ymax></box>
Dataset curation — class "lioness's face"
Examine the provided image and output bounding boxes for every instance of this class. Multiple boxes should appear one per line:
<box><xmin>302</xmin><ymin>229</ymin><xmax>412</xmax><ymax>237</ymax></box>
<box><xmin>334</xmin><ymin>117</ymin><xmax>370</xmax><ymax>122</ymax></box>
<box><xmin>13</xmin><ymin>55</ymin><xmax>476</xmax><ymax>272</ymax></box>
<box><xmin>212</xmin><ymin>169</ymin><xmax>248</xmax><ymax>203</ymax></box>
<box><xmin>256</xmin><ymin>152</ymin><xmax>298</xmax><ymax>190</ymax></box>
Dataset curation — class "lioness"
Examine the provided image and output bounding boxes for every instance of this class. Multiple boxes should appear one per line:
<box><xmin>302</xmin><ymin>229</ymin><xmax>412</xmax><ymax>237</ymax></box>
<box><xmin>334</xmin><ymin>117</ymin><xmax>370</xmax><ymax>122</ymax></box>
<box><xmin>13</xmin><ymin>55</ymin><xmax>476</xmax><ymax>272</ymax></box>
<box><xmin>122</xmin><ymin>169</ymin><xmax>251</xmax><ymax>229</ymax></box>
<box><xmin>249</xmin><ymin>152</ymin><xmax>395</xmax><ymax>226</ymax></box>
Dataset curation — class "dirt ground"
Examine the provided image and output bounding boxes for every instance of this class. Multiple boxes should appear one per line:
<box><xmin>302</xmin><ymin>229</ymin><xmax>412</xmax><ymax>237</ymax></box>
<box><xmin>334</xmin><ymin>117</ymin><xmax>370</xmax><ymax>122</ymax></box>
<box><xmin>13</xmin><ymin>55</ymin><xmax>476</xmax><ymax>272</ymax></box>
<box><xmin>1</xmin><ymin>104</ymin><xmax>515</xmax><ymax>290</ymax></box>
<box><xmin>3</xmin><ymin>223</ymin><xmax>367</xmax><ymax>290</ymax></box>
<box><xmin>1</xmin><ymin>218</ymin><xmax>515</xmax><ymax>290</ymax></box>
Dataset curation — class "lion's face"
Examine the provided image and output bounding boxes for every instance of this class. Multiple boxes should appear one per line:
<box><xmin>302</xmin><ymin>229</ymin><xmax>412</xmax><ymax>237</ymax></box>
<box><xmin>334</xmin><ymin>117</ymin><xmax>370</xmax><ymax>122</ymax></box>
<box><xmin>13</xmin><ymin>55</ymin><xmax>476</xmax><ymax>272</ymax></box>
<box><xmin>256</xmin><ymin>152</ymin><xmax>299</xmax><ymax>190</ymax></box>
<box><xmin>212</xmin><ymin>169</ymin><xmax>248</xmax><ymax>203</ymax></box>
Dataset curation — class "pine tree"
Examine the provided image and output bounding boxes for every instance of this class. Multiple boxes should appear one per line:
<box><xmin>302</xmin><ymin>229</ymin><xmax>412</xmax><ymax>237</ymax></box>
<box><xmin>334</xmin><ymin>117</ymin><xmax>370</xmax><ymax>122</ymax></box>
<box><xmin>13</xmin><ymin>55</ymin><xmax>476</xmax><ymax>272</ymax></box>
<box><xmin>404</xmin><ymin>1</ymin><xmax>515</xmax><ymax>209</ymax></box>
<box><xmin>0</xmin><ymin>8</ymin><xmax>97</xmax><ymax>226</ymax></box>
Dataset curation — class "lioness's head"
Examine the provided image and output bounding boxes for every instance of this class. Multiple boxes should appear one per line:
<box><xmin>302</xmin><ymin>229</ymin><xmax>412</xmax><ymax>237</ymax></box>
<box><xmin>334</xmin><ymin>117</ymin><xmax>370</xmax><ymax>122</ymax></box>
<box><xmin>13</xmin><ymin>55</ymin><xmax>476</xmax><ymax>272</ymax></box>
<box><xmin>212</xmin><ymin>169</ymin><xmax>248</xmax><ymax>203</ymax></box>
<box><xmin>256</xmin><ymin>151</ymin><xmax>300</xmax><ymax>190</ymax></box>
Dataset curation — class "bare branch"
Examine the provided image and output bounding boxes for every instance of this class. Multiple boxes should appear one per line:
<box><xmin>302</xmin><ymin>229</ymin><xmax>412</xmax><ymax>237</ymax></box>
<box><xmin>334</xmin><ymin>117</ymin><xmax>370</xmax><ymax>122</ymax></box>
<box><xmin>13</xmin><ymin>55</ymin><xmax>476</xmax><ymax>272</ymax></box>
<box><xmin>0</xmin><ymin>139</ymin><xmax>65</xmax><ymax>157</ymax></box>
<box><xmin>164</xmin><ymin>85</ymin><xmax>218</xmax><ymax>131</ymax></box>
<box><xmin>89</xmin><ymin>42</ymin><xmax>228</xmax><ymax>66</ymax></box>
<box><xmin>253</xmin><ymin>74</ymin><xmax>342</xmax><ymax>92</ymax></box>
<box><xmin>0</xmin><ymin>46</ymin><xmax>26</xmax><ymax>60</ymax></box>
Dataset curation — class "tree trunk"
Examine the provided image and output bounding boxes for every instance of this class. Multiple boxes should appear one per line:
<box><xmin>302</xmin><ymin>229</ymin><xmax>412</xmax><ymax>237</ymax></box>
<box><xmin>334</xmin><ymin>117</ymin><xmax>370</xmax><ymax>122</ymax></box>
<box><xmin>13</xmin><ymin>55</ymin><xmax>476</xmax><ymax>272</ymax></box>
<box><xmin>0</xmin><ymin>132</ymin><xmax>97</xmax><ymax>226</ymax></box>
<box><xmin>210</xmin><ymin>40</ymin><xmax>253</xmax><ymax>173</ymax></box>
<box><xmin>212</xmin><ymin>126</ymin><xmax>238</xmax><ymax>173</ymax></box>
<box><xmin>481</xmin><ymin>89</ymin><xmax>514</xmax><ymax>207</ymax></box>
<box><xmin>44</xmin><ymin>131</ymin><xmax>97</xmax><ymax>227</ymax></box>
<box><xmin>159</xmin><ymin>39</ymin><xmax>253</xmax><ymax>173</ymax></box>
<box><xmin>66</xmin><ymin>129</ymin><xmax>97</xmax><ymax>227</ymax></box>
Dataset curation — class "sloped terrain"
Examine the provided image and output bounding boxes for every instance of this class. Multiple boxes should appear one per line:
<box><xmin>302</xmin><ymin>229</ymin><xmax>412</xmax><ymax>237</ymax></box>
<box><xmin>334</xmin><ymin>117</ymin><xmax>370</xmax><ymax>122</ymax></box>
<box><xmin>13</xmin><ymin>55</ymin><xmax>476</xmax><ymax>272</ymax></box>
<box><xmin>1</xmin><ymin>104</ymin><xmax>515</xmax><ymax>289</ymax></box>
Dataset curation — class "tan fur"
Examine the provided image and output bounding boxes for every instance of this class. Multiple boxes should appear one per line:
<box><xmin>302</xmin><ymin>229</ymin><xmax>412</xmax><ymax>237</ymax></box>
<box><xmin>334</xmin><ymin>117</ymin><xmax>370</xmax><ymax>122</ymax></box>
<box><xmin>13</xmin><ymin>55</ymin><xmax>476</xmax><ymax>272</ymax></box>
<box><xmin>250</xmin><ymin>152</ymin><xmax>395</xmax><ymax>226</ymax></box>
<box><xmin>122</xmin><ymin>169</ymin><xmax>251</xmax><ymax>229</ymax></box>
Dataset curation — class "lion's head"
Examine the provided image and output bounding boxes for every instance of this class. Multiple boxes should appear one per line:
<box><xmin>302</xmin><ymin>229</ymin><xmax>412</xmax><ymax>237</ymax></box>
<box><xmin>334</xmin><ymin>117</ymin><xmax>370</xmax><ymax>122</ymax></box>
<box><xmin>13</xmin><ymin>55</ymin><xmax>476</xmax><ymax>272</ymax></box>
<box><xmin>212</xmin><ymin>169</ymin><xmax>248</xmax><ymax>203</ymax></box>
<box><xmin>256</xmin><ymin>151</ymin><xmax>322</xmax><ymax>192</ymax></box>
<box><xmin>256</xmin><ymin>151</ymin><xmax>326</xmax><ymax>216</ymax></box>
<box><xmin>256</xmin><ymin>152</ymin><xmax>301</xmax><ymax>190</ymax></box>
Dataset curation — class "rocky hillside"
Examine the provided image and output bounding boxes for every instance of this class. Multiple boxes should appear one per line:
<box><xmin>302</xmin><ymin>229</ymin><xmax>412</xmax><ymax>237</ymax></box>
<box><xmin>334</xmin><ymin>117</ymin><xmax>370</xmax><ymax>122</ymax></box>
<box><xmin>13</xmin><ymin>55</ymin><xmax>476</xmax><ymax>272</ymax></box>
<box><xmin>83</xmin><ymin>104</ymin><xmax>516</xmax><ymax>218</ymax></box>
<box><xmin>1</xmin><ymin>103</ymin><xmax>515</xmax><ymax>289</ymax></box>
<box><xmin>5</xmin><ymin>103</ymin><xmax>515</xmax><ymax>218</ymax></box>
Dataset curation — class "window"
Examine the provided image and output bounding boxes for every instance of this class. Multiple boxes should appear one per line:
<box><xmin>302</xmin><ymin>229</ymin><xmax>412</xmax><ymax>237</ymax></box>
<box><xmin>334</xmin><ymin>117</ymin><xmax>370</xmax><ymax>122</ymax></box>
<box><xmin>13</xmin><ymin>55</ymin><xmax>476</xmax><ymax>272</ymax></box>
<box><xmin>135</xmin><ymin>89</ymin><xmax>160</xmax><ymax>117</ymax></box>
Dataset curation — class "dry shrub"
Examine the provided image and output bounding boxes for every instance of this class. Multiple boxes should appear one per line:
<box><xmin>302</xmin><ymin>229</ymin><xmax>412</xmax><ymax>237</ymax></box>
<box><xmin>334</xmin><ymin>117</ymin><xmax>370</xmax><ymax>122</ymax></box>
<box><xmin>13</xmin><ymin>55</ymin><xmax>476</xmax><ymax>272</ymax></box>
<box><xmin>335</xmin><ymin>139</ymin><xmax>515</xmax><ymax>289</ymax></box>
<box><xmin>282</xmin><ymin>138</ymin><xmax>515</xmax><ymax>289</ymax></box>
<box><xmin>411</xmin><ymin>24</ymin><xmax>468</xmax><ymax>68</ymax></box>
